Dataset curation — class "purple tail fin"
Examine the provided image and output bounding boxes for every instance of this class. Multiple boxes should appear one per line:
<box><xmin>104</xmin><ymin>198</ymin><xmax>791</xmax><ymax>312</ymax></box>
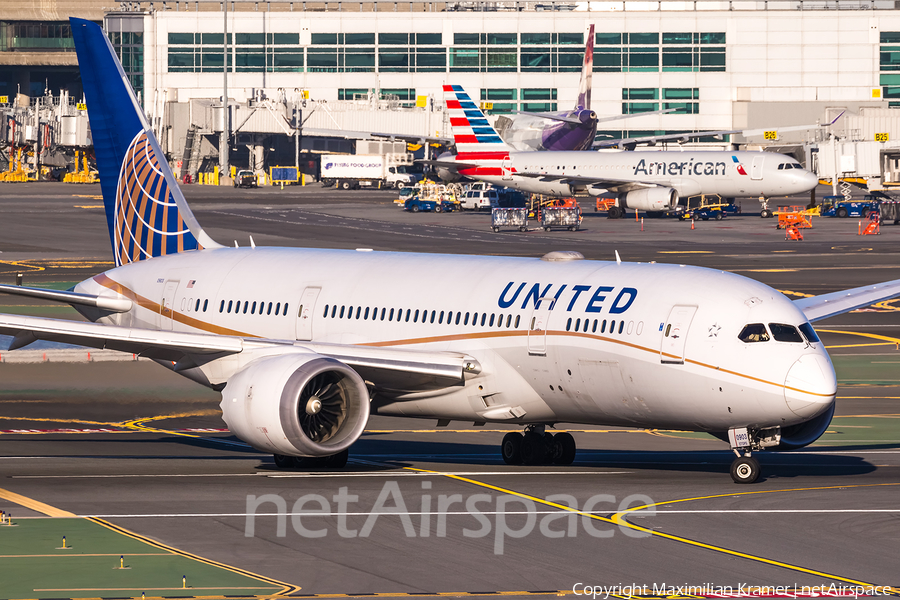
<box><xmin>576</xmin><ymin>24</ymin><xmax>594</xmax><ymax>110</ymax></box>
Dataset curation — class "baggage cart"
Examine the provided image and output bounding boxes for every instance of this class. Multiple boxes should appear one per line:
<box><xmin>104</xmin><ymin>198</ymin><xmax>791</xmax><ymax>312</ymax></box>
<box><xmin>880</xmin><ymin>201</ymin><xmax>900</xmax><ymax>224</ymax></box>
<box><xmin>492</xmin><ymin>207</ymin><xmax>528</xmax><ymax>232</ymax></box>
<box><xmin>541</xmin><ymin>207</ymin><xmax>581</xmax><ymax>231</ymax></box>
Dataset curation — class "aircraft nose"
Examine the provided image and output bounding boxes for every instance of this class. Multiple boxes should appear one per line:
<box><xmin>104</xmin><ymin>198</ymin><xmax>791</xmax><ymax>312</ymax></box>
<box><xmin>784</xmin><ymin>353</ymin><xmax>837</xmax><ymax>418</ymax></box>
<box><xmin>797</xmin><ymin>170</ymin><xmax>819</xmax><ymax>192</ymax></box>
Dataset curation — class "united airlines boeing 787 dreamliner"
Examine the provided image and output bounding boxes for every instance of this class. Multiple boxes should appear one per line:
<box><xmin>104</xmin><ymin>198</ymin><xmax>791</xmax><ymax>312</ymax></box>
<box><xmin>1</xmin><ymin>19</ymin><xmax>898</xmax><ymax>484</ymax></box>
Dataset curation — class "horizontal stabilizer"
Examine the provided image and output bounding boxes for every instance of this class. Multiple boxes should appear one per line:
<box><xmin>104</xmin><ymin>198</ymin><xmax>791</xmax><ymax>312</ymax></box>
<box><xmin>515</xmin><ymin>111</ymin><xmax>583</xmax><ymax>124</ymax></box>
<box><xmin>0</xmin><ymin>284</ymin><xmax>133</xmax><ymax>312</ymax></box>
<box><xmin>793</xmin><ymin>278</ymin><xmax>900</xmax><ymax>322</ymax></box>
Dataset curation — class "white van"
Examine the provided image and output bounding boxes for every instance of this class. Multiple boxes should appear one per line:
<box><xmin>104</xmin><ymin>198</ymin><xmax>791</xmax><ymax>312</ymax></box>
<box><xmin>461</xmin><ymin>189</ymin><xmax>499</xmax><ymax>210</ymax></box>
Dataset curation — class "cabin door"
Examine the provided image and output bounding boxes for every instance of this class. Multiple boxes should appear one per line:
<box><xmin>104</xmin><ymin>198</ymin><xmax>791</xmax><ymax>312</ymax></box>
<box><xmin>501</xmin><ymin>157</ymin><xmax>513</xmax><ymax>180</ymax></box>
<box><xmin>295</xmin><ymin>286</ymin><xmax>321</xmax><ymax>341</ymax></box>
<box><xmin>660</xmin><ymin>305</ymin><xmax>697</xmax><ymax>364</ymax></box>
<box><xmin>160</xmin><ymin>280</ymin><xmax>179</xmax><ymax>331</ymax></box>
<box><xmin>750</xmin><ymin>155</ymin><xmax>765</xmax><ymax>180</ymax></box>
<box><xmin>527</xmin><ymin>296</ymin><xmax>556</xmax><ymax>356</ymax></box>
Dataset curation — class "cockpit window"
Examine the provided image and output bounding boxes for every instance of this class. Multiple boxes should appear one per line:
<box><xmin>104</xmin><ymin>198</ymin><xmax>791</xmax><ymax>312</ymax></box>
<box><xmin>738</xmin><ymin>323</ymin><xmax>770</xmax><ymax>343</ymax></box>
<box><xmin>798</xmin><ymin>322</ymin><xmax>820</xmax><ymax>343</ymax></box>
<box><xmin>769</xmin><ymin>323</ymin><xmax>804</xmax><ymax>343</ymax></box>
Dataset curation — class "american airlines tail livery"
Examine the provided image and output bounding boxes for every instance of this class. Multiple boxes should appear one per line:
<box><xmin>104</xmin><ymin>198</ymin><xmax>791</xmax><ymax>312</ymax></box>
<box><xmin>2</xmin><ymin>19</ymin><xmax>899</xmax><ymax>484</ymax></box>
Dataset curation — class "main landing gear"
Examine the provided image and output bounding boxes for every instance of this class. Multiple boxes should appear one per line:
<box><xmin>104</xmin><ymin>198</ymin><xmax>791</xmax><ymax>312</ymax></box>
<box><xmin>501</xmin><ymin>425</ymin><xmax>576</xmax><ymax>465</ymax></box>
<box><xmin>273</xmin><ymin>449</ymin><xmax>349</xmax><ymax>470</ymax></box>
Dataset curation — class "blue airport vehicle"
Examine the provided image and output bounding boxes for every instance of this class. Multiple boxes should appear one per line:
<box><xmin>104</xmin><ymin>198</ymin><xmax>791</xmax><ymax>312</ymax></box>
<box><xmin>404</xmin><ymin>197</ymin><xmax>456</xmax><ymax>213</ymax></box>
<box><xmin>821</xmin><ymin>195</ymin><xmax>878</xmax><ymax>218</ymax></box>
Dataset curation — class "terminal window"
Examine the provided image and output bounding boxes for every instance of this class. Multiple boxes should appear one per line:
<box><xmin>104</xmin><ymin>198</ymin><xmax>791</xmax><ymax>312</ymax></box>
<box><xmin>595</xmin><ymin>31</ymin><xmax>725</xmax><ymax>73</ymax></box>
<box><xmin>622</xmin><ymin>88</ymin><xmax>659</xmax><ymax>114</ymax></box>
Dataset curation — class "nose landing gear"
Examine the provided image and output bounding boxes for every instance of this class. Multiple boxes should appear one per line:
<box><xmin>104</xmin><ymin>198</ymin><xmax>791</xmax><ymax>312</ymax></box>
<box><xmin>501</xmin><ymin>425</ymin><xmax>576</xmax><ymax>466</ymax></box>
<box><xmin>730</xmin><ymin>452</ymin><xmax>761</xmax><ymax>484</ymax></box>
<box><xmin>727</xmin><ymin>425</ymin><xmax>781</xmax><ymax>483</ymax></box>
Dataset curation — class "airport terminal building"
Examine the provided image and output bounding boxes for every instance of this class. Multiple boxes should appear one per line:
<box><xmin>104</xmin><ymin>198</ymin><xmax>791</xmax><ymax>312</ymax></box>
<box><xmin>8</xmin><ymin>1</ymin><xmax>900</xmax><ymax>179</ymax></box>
<box><xmin>98</xmin><ymin>0</ymin><xmax>900</xmax><ymax>141</ymax></box>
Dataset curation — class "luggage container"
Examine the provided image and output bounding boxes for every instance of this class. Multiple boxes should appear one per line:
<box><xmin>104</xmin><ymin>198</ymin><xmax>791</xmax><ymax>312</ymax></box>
<box><xmin>541</xmin><ymin>207</ymin><xmax>581</xmax><ymax>231</ymax></box>
<box><xmin>491</xmin><ymin>208</ymin><xmax>527</xmax><ymax>232</ymax></box>
<box><xmin>879</xmin><ymin>201</ymin><xmax>900</xmax><ymax>224</ymax></box>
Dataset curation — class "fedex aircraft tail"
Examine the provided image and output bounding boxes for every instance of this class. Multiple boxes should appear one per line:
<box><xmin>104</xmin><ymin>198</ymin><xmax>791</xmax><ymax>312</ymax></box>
<box><xmin>576</xmin><ymin>24</ymin><xmax>594</xmax><ymax>110</ymax></box>
<box><xmin>70</xmin><ymin>18</ymin><xmax>220</xmax><ymax>267</ymax></box>
<box><xmin>443</xmin><ymin>85</ymin><xmax>514</xmax><ymax>157</ymax></box>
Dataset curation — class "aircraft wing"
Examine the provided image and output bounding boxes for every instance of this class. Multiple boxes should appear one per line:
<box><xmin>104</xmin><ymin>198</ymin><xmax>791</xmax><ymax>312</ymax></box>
<box><xmin>0</xmin><ymin>283</ymin><xmax>133</xmax><ymax>312</ymax></box>
<box><xmin>0</xmin><ymin>313</ymin><xmax>474</xmax><ymax>391</ymax></box>
<box><xmin>594</xmin><ymin>112</ymin><xmax>844</xmax><ymax>149</ymax></box>
<box><xmin>416</xmin><ymin>159</ymin><xmax>481</xmax><ymax>170</ymax></box>
<box><xmin>514</xmin><ymin>171</ymin><xmax>657</xmax><ymax>193</ymax></box>
<box><xmin>793</xmin><ymin>278</ymin><xmax>900</xmax><ymax>322</ymax></box>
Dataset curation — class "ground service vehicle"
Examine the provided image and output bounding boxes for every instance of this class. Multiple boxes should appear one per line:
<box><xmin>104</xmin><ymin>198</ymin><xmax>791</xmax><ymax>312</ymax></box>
<box><xmin>233</xmin><ymin>170</ymin><xmax>258</xmax><ymax>188</ymax></box>
<box><xmin>821</xmin><ymin>195</ymin><xmax>878</xmax><ymax>218</ymax></box>
<box><xmin>404</xmin><ymin>197</ymin><xmax>456</xmax><ymax>213</ymax></box>
<box><xmin>320</xmin><ymin>153</ymin><xmax>422</xmax><ymax>190</ymax></box>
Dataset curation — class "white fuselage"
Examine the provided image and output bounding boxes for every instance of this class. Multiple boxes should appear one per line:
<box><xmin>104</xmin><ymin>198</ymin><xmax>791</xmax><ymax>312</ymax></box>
<box><xmin>459</xmin><ymin>150</ymin><xmax>819</xmax><ymax>200</ymax></box>
<box><xmin>75</xmin><ymin>247</ymin><xmax>836</xmax><ymax>433</ymax></box>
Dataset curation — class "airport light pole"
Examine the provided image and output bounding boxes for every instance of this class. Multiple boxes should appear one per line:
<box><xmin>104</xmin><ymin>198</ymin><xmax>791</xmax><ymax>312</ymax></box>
<box><xmin>220</xmin><ymin>0</ymin><xmax>229</xmax><ymax>182</ymax></box>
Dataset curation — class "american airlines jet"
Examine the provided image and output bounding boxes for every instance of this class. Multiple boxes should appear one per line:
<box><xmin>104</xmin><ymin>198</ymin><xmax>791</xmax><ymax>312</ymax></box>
<box><xmin>436</xmin><ymin>85</ymin><xmax>819</xmax><ymax>218</ymax></box>
<box><xmin>1</xmin><ymin>19</ymin><xmax>898</xmax><ymax>484</ymax></box>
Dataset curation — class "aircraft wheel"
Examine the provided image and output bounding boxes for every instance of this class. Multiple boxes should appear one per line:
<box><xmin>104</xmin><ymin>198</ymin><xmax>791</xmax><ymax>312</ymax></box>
<box><xmin>730</xmin><ymin>456</ymin><xmax>761</xmax><ymax>484</ymax></box>
<box><xmin>323</xmin><ymin>449</ymin><xmax>349</xmax><ymax>468</ymax></box>
<box><xmin>552</xmin><ymin>432</ymin><xmax>577</xmax><ymax>465</ymax></box>
<box><xmin>760</xmin><ymin>209</ymin><xmax>771</xmax><ymax>218</ymax></box>
<box><xmin>273</xmin><ymin>454</ymin><xmax>294</xmax><ymax>469</ymax></box>
<box><xmin>521</xmin><ymin>431</ymin><xmax>548</xmax><ymax>465</ymax></box>
<box><xmin>501</xmin><ymin>432</ymin><xmax>524</xmax><ymax>465</ymax></box>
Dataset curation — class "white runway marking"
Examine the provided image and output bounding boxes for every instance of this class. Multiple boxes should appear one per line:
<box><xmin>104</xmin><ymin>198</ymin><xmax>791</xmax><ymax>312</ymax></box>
<box><xmin>36</xmin><ymin>509</ymin><xmax>899</xmax><ymax>519</ymax></box>
<box><xmin>634</xmin><ymin>509</ymin><xmax>900</xmax><ymax>514</ymax></box>
<box><xmin>12</xmin><ymin>470</ymin><xmax>631</xmax><ymax>479</ymax></box>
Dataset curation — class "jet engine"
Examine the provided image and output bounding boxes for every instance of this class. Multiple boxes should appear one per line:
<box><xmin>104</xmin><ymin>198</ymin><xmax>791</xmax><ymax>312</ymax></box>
<box><xmin>220</xmin><ymin>353</ymin><xmax>370</xmax><ymax>457</ymax></box>
<box><xmin>775</xmin><ymin>402</ymin><xmax>835</xmax><ymax>450</ymax></box>
<box><xmin>621</xmin><ymin>187</ymin><xmax>678</xmax><ymax>212</ymax></box>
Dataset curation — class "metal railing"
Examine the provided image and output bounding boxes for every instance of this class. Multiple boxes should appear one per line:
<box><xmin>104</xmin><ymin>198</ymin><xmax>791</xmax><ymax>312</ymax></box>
<box><xmin>110</xmin><ymin>0</ymin><xmax>898</xmax><ymax>13</ymax></box>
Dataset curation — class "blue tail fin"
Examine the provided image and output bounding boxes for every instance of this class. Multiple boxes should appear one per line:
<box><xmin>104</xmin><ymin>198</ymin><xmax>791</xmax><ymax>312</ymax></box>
<box><xmin>70</xmin><ymin>18</ymin><xmax>220</xmax><ymax>267</ymax></box>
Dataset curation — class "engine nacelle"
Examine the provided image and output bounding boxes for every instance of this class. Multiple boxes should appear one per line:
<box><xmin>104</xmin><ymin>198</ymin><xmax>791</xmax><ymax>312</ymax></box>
<box><xmin>775</xmin><ymin>402</ymin><xmax>834</xmax><ymax>450</ymax></box>
<box><xmin>220</xmin><ymin>353</ymin><xmax>369</xmax><ymax>457</ymax></box>
<box><xmin>621</xmin><ymin>187</ymin><xmax>678</xmax><ymax>212</ymax></box>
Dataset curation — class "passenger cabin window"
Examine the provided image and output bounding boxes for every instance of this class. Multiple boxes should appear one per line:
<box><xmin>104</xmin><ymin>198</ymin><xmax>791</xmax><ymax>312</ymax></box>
<box><xmin>738</xmin><ymin>323</ymin><xmax>770</xmax><ymax>343</ymax></box>
<box><xmin>769</xmin><ymin>323</ymin><xmax>804</xmax><ymax>343</ymax></box>
<box><xmin>799</xmin><ymin>322</ymin><xmax>819</xmax><ymax>343</ymax></box>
